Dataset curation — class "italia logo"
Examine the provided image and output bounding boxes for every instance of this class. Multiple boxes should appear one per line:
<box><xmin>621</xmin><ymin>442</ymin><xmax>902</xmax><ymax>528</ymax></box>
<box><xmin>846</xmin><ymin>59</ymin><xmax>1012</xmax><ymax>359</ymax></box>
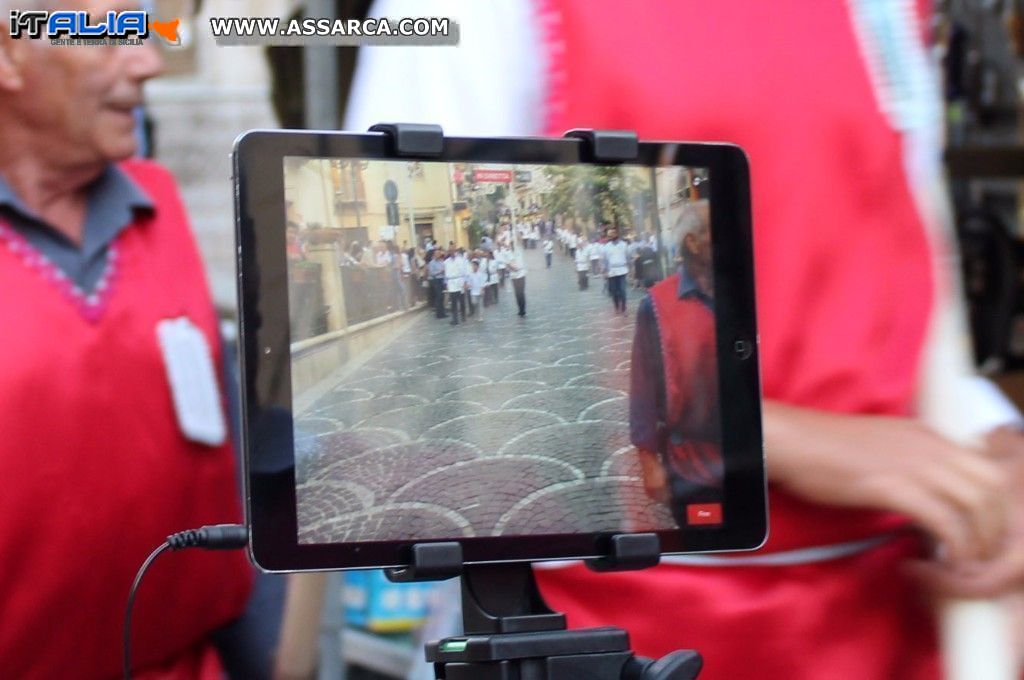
<box><xmin>8</xmin><ymin>10</ymin><xmax>181</xmax><ymax>45</ymax></box>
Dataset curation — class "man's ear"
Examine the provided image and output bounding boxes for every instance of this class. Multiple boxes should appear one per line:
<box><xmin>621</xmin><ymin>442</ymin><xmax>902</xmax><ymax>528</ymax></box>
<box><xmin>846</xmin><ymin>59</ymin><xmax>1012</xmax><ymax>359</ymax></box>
<box><xmin>0</xmin><ymin>27</ymin><xmax>27</xmax><ymax>92</ymax></box>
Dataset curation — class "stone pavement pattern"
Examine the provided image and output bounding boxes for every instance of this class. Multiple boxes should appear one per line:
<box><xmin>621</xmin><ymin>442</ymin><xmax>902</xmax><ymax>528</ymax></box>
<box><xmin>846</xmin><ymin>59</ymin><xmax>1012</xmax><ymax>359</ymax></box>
<box><xmin>295</xmin><ymin>248</ymin><xmax>677</xmax><ymax>543</ymax></box>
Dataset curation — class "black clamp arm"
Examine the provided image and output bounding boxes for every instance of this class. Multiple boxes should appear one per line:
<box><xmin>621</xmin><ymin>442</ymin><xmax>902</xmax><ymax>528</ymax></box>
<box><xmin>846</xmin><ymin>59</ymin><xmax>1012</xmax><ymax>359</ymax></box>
<box><xmin>586</xmin><ymin>533</ymin><xmax>661</xmax><ymax>572</ymax></box>
<box><xmin>384</xmin><ymin>541</ymin><xmax>463</xmax><ymax>583</ymax></box>
<box><xmin>564</xmin><ymin>128</ymin><xmax>640</xmax><ymax>162</ymax></box>
<box><xmin>369</xmin><ymin>122</ymin><xmax>445</xmax><ymax>157</ymax></box>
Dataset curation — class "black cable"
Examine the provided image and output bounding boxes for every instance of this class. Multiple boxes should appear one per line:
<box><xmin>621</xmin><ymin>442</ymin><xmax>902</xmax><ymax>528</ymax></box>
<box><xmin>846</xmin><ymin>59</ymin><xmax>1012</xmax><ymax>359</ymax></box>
<box><xmin>123</xmin><ymin>542</ymin><xmax>170</xmax><ymax>680</ymax></box>
<box><xmin>123</xmin><ymin>524</ymin><xmax>249</xmax><ymax>680</ymax></box>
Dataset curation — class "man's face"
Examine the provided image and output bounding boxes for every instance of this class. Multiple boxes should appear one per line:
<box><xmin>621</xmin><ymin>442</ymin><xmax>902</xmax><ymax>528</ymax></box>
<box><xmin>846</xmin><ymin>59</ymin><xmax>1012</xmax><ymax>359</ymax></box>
<box><xmin>683</xmin><ymin>205</ymin><xmax>711</xmax><ymax>266</ymax></box>
<box><xmin>5</xmin><ymin>0</ymin><xmax>164</xmax><ymax>167</ymax></box>
<box><xmin>608</xmin><ymin>228</ymin><xmax>618</xmax><ymax>240</ymax></box>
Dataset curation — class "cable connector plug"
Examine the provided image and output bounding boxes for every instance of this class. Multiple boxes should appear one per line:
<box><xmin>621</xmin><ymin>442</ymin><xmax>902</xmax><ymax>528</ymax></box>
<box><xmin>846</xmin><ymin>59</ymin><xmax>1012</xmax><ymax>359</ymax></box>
<box><xmin>166</xmin><ymin>524</ymin><xmax>248</xmax><ymax>551</ymax></box>
<box><xmin>125</xmin><ymin>524</ymin><xmax>249</xmax><ymax>679</ymax></box>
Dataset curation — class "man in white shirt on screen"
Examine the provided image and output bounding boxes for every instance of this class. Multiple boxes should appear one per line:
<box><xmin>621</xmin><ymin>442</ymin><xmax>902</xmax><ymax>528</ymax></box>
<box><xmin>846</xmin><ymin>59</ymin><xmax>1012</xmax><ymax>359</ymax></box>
<box><xmin>589</xmin><ymin>236</ymin><xmax>602</xmax><ymax>275</ymax></box>
<box><xmin>508</xmin><ymin>244</ymin><xmax>527</xmax><ymax>317</ymax></box>
<box><xmin>497</xmin><ymin>244</ymin><xmax>511</xmax><ymax>287</ymax></box>
<box><xmin>487</xmin><ymin>252</ymin><xmax>500</xmax><ymax>305</ymax></box>
<box><xmin>458</xmin><ymin>248</ymin><xmax>472</xmax><ymax>318</ymax></box>
<box><xmin>575</xmin><ymin>237</ymin><xmax>591</xmax><ymax>290</ymax></box>
<box><xmin>444</xmin><ymin>249</ymin><xmax>465</xmax><ymax>325</ymax></box>
<box><xmin>603</xmin><ymin>227</ymin><xmax>630</xmax><ymax>313</ymax></box>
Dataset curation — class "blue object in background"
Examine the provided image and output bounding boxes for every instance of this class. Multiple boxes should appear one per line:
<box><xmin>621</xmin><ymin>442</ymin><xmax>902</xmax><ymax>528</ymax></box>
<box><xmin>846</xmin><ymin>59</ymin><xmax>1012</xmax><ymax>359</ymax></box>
<box><xmin>344</xmin><ymin>570</ymin><xmax>439</xmax><ymax>633</ymax></box>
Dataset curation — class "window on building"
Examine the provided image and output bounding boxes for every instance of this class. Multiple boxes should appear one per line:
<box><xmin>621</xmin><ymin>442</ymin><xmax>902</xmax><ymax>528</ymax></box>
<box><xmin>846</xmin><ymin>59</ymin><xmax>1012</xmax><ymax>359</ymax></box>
<box><xmin>331</xmin><ymin>160</ymin><xmax>367</xmax><ymax>205</ymax></box>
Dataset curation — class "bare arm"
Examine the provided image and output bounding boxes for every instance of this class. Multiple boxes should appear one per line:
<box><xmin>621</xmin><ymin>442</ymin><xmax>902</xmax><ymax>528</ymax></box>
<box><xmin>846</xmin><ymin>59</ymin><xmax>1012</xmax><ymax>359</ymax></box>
<box><xmin>763</xmin><ymin>400</ymin><xmax>1008</xmax><ymax>564</ymax></box>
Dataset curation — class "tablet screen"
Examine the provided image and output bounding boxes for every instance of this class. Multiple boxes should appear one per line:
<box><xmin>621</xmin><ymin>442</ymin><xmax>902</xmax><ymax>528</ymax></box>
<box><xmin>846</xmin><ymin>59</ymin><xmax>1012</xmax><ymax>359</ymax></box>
<box><xmin>283</xmin><ymin>157</ymin><xmax>721</xmax><ymax>545</ymax></box>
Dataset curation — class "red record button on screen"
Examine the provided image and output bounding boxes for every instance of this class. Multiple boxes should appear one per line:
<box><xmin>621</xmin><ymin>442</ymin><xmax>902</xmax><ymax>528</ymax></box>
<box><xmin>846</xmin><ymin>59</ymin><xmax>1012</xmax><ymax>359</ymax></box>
<box><xmin>686</xmin><ymin>503</ymin><xmax>723</xmax><ymax>526</ymax></box>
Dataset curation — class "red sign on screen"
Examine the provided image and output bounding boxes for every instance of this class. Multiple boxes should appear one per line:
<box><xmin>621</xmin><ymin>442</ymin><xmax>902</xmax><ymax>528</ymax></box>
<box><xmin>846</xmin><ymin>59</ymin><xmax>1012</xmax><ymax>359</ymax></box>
<box><xmin>686</xmin><ymin>503</ymin><xmax>723</xmax><ymax>526</ymax></box>
<box><xmin>473</xmin><ymin>169</ymin><xmax>513</xmax><ymax>183</ymax></box>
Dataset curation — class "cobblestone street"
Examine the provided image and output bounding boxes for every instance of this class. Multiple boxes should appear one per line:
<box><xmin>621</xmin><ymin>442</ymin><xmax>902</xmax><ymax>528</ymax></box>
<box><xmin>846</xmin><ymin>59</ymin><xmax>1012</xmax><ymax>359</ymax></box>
<box><xmin>295</xmin><ymin>248</ymin><xmax>676</xmax><ymax>544</ymax></box>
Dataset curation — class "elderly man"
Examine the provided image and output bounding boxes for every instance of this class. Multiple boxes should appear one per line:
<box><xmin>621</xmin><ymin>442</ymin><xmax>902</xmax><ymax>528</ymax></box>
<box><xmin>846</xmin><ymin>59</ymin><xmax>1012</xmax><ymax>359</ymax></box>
<box><xmin>0</xmin><ymin>2</ymin><xmax>252</xmax><ymax>678</ymax></box>
<box><xmin>630</xmin><ymin>201</ymin><xmax>720</xmax><ymax>528</ymax></box>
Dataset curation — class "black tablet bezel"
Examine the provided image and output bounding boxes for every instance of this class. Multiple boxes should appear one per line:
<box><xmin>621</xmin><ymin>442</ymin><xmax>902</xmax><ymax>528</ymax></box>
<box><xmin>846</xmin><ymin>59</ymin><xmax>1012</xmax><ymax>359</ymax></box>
<box><xmin>234</xmin><ymin>129</ymin><xmax>766</xmax><ymax>572</ymax></box>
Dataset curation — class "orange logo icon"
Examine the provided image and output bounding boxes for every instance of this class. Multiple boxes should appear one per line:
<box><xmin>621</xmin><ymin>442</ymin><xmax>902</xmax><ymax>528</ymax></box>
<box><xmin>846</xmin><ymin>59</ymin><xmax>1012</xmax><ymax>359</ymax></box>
<box><xmin>150</xmin><ymin>18</ymin><xmax>181</xmax><ymax>46</ymax></box>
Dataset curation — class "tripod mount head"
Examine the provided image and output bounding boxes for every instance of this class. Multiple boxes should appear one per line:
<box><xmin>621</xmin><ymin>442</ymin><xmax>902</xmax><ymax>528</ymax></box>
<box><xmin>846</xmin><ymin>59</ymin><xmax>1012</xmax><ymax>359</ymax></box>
<box><xmin>386</xmin><ymin>540</ymin><xmax>703</xmax><ymax>680</ymax></box>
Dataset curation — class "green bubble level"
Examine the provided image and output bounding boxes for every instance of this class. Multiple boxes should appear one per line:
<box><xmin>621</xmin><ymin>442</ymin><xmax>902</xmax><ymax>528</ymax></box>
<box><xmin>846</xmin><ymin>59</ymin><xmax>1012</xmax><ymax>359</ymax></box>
<box><xmin>440</xmin><ymin>639</ymin><xmax>468</xmax><ymax>653</ymax></box>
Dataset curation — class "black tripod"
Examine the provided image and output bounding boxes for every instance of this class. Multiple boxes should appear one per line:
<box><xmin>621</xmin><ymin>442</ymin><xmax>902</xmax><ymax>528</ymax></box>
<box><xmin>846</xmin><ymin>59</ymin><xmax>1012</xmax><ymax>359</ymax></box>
<box><xmin>387</xmin><ymin>542</ymin><xmax>703</xmax><ymax>680</ymax></box>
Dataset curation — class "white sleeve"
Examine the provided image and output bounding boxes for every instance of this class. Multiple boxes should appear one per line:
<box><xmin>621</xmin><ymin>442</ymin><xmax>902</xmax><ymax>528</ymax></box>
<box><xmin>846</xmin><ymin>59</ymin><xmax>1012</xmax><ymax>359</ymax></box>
<box><xmin>953</xmin><ymin>375</ymin><xmax>1024</xmax><ymax>436</ymax></box>
<box><xmin>343</xmin><ymin>0</ymin><xmax>546</xmax><ymax>136</ymax></box>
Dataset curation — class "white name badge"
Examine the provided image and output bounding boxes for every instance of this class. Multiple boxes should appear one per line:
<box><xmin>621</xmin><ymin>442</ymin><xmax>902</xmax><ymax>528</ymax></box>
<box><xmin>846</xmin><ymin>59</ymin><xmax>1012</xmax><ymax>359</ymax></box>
<box><xmin>156</xmin><ymin>317</ymin><xmax>228</xmax><ymax>447</ymax></box>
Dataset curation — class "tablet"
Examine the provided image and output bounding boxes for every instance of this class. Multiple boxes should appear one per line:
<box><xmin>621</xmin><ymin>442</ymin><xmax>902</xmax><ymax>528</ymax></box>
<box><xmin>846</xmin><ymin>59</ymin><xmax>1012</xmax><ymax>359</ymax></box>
<box><xmin>234</xmin><ymin>129</ymin><xmax>765</xmax><ymax>571</ymax></box>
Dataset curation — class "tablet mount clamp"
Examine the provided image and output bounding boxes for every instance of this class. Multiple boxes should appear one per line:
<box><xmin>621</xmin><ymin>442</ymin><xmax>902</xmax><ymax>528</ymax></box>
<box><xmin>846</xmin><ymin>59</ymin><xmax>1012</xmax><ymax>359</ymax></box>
<box><xmin>370</xmin><ymin>123</ymin><xmax>703</xmax><ymax>680</ymax></box>
<box><xmin>385</xmin><ymin>538</ymin><xmax>702</xmax><ymax>680</ymax></box>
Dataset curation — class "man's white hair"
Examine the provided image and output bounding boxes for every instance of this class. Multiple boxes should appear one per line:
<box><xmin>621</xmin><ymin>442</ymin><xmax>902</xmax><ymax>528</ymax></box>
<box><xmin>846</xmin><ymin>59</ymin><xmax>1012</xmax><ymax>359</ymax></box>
<box><xmin>675</xmin><ymin>198</ymin><xmax>709</xmax><ymax>238</ymax></box>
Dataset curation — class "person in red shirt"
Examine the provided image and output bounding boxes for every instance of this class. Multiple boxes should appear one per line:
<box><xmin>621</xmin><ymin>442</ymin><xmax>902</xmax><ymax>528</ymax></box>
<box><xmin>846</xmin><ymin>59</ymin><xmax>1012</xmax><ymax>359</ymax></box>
<box><xmin>345</xmin><ymin>2</ymin><xmax>1024</xmax><ymax>677</ymax></box>
<box><xmin>0</xmin><ymin>1</ymin><xmax>252</xmax><ymax>677</ymax></box>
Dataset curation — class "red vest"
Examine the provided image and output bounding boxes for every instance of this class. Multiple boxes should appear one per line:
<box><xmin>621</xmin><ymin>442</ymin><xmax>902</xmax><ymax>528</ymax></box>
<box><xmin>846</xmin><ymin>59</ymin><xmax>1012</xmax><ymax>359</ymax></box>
<box><xmin>648</xmin><ymin>275</ymin><xmax>721</xmax><ymax>485</ymax></box>
<box><xmin>0</xmin><ymin>159</ymin><xmax>252</xmax><ymax>679</ymax></box>
<box><xmin>532</xmin><ymin>2</ymin><xmax>940</xmax><ymax>677</ymax></box>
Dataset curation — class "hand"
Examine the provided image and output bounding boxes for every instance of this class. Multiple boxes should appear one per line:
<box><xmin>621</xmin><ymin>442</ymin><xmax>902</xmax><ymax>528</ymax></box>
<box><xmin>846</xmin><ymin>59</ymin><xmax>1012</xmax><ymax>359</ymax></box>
<box><xmin>766</xmin><ymin>402</ymin><xmax>1010</xmax><ymax>564</ymax></box>
<box><xmin>904</xmin><ymin>425</ymin><xmax>1024</xmax><ymax>598</ymax></box>
<box><xmin>637</xmin><ymin>447</ymin><xmax>669</xmax><ymax>503</ymax></box>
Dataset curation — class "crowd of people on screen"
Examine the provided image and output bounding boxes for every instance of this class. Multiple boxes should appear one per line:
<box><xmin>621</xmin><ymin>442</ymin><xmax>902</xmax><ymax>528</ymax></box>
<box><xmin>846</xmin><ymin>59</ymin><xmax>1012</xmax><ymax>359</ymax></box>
<box><xmin>287</xmin><ymin>214</ymin><xmax>667</xmax><ymax>324</ymax></box>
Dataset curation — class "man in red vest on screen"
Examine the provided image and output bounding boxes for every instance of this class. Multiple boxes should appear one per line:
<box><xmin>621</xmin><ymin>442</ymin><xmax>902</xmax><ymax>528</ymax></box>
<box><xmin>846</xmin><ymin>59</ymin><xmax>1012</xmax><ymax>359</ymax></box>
<box><xmin>0</xmin><ymin>1</ymin><xmax>252</xmax><ymax>678</ymax></box>
<box><xmin>630</xmin><ymin>200</ymin><xmax>723</xmax><ymax>529</ymax></box>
